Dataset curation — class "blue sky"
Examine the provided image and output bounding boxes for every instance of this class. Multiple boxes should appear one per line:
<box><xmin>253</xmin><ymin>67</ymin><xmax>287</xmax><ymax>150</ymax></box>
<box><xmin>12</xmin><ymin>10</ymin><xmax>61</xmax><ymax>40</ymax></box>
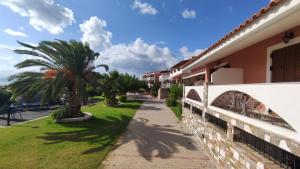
<box><xmin>0</xmin><ymin>0</ymin><xmax>270</xmax><ymax>84</ymax></box>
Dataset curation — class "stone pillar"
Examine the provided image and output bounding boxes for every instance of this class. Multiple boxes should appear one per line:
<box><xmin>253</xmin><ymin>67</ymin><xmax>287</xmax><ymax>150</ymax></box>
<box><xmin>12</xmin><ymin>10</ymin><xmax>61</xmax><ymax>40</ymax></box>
<box><xmin>202</xmin><ymin>82</ymin><xmax>209</xmax><ymax>121</ymax></box>
<box><xmin>227</xmin><ymin>124</ymin><xmax>234</xmax><ymax>141</ymax></box>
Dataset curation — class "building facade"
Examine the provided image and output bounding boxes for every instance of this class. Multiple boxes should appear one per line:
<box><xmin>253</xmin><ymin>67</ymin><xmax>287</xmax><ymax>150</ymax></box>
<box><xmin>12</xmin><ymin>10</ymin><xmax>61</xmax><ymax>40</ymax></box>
<box><xmin>181</xmin><ymin>0</ymin><xmax>300</xmax><ymax>168</ymax></box>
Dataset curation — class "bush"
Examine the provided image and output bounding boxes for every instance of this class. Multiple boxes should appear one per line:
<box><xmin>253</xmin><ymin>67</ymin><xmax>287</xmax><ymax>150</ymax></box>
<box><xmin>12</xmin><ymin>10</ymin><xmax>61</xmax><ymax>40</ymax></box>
<box><xmin>166</xmin><ymin>97</ymin><xmax>177</xmax><ymax>107</ymax></box>
<box><xmin>51</xmin><ymin>106</ymin><xmax>70</xmax><ymax>120</ymax></box>
<box><xmin>105</xmin><ymin>97</ymin><xmax>118</xmax><ymax>107</ymax></box>
<box><xmin>166</xmin><ymin>84</ymin><xmax>183</xmax><ymax>107</ymax></box>
<box><xmin>150</xmin><ymin>81</ymin><xmax>160</xmax><ymax>97</ymax></box>
<box><xmin>118</xmin><ymin>95</ymin><xmax>127</xmax><ymax>102</ymax></box>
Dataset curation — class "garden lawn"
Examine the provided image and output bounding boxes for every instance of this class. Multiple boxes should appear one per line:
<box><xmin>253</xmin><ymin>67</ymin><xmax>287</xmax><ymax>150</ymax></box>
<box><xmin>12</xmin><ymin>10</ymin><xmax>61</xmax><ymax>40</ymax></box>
<box><xmin>170</xmin><ymin>103</ymin><xmax>182</xmax><ymax>120</ymax></box>
<box><xmin>0</xmin><ymin>100</ymin><xmax>142</xmax><ymax>169</ymax></box>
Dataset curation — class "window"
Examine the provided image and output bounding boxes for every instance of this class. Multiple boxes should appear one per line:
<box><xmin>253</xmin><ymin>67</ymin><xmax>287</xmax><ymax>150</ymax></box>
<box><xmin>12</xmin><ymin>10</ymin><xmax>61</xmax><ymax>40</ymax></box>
<box><xmin>205</xmin><ymin>113</ymin><xmax>227</xmax><ymax>132</ymax></box>
<box><xmin>233</xmin><ymin>127</ymin><xmax>300</xmax><ymax>169</ymax></box>
<box><xmin>192</xmin><ymin>106</ymin><xmax>202</xmax><ymax>117</ymax></box>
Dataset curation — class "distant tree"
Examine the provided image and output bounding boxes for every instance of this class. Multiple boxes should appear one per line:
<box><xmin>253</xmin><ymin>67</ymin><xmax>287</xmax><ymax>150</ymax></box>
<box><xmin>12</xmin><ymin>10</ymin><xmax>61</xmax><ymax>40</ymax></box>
<box><xmin>0</xmin><ymin>88</ymin><xmax>12</xmax><ymax>125</ymax></box>
<box><xmin>98</xmin><ymin>70</ymin><xmax>120</xmax><ymax>106</ymax></box>
<box><xmin>150</xmin><ymin>81</ymin><xmax>160</xmax><ymax>97</ymax></box>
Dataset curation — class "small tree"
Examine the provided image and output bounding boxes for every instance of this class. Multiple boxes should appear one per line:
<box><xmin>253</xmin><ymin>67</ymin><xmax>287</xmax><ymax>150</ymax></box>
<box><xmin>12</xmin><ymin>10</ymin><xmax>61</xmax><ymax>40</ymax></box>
<box><xmin>150</xmin><ymin>81</ymin><xmax>160</xmax><ymax>97</ymax></box>
<box><xmin>98</xmin><ymin>70</ymin><xmax>120</xmax><ymax>106</ymax></box>
<box><xmin>166</xmin><ymin>84</ymin><xmax>183</xmax><ymax>106</ymax></box>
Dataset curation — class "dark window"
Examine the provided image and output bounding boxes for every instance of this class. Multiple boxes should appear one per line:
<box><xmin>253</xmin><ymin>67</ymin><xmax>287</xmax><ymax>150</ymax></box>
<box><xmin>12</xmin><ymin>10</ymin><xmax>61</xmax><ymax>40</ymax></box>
<box><xmin>234</xmin><ymin>127</ymin><xmax>300</xmax><ymax>169</ymax></box>
<box><xmin>184</xmin><ymin>102</ymin><xmax>190</xmax><ymax>109</ymax></box>
<box><xmin>192</xmin><ymin>106</ymin><xmax>202</xmax><ymax>117</ymax></box>
<box><xmin>205</xmin><ymin>113</ymin><xmax>227</xmax><ymax>132</ymax></box>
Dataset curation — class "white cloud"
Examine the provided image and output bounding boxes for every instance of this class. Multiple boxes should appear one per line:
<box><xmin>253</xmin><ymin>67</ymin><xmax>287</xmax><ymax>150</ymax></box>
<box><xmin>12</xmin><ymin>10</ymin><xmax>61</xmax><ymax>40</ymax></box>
<box><xmin>79</xmin><ymin>16</ymin><xmax>178</xmax><ymax>75</ymax></box>
<box><xmin>99</xmin><ymin>38</ymin><xmax>178</xmax><ymax>75</ymax></box>
<box><xmin>133</xmin><ymin>0</ymin><xmax>158</xmax><ymax>15</ymax></box>
<box><xmin>180</xmin><ymin>46</ymin><xmax>203</xmax><ymax>59</ymax></box>
<box><xmin>4</xmin><ymin>28</ymin><xmax>27</xmax><ymax>37</ymax></box>
<box><xmin>0</xmin><ymin>44</ymin><xmax>15</xmax><ymax>50</ymax></box>
<box><xmin>0</xmin><ymin>0</ymin><xmax>75</xmax><ymax>34</ymax></box>
<box><xmin>80</xmin><ymin>16</ymin><xmax>112</xmax><ymax>51</ymax></box>
<box><xmin>182</xmin><ymin>9</ymin><xmax>196</xmax><ymax>19</ymax></box>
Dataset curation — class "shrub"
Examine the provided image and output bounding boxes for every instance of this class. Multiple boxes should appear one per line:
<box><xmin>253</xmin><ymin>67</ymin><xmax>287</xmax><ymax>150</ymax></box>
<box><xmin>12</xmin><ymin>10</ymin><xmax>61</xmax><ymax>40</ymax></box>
<box><xmin>150</xmin><ymin>81</ymin><xmax>160</xmax><ymax>97</ymax></box>
<box><xmin>166</xmin><ymin>97</ymin><xmax>177</xmax><ymax>107</ymax></box>
<box><xmin>51</xmin><ymin>106</ymin><xmax>71</xmax><ymax>120</ymax></box>
<box><xmin>118</xmin><ymin>95</ymin><xmax>127</xmax><ymax>102</ymax></box>
<box><xmin>105</xmin><ymin>97</ymin><xmax>118</xmax><ymax>107</ymax></box>
<box><xmin>166</xmin><ymin>84</ymin><xmax>183</xmax><ymax>107</ymax></box>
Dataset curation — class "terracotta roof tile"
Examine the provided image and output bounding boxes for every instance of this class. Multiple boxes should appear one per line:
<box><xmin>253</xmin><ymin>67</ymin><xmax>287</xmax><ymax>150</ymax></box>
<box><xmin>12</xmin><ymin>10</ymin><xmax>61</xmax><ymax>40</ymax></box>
<box><xmin>182</xmin><ymin>0</ymin><xmax>285</xmax><ymax>68</ymax></box>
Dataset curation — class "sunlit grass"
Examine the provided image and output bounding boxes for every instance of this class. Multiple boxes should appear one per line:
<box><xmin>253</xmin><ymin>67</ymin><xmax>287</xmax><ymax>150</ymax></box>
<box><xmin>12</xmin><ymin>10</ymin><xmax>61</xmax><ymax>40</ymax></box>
<box><xmin>0</xmin><ymin>100</ymin><xmax>142</xmax><ymax>169</ymax></box>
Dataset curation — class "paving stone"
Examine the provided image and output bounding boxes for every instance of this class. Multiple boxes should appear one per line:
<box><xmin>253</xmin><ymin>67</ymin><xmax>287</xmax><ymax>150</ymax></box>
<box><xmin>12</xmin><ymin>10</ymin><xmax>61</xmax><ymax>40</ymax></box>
<box><xmin>101</xmin><ymin>95</ymin><xmax>218</xmax><ymax>169</ymax></box>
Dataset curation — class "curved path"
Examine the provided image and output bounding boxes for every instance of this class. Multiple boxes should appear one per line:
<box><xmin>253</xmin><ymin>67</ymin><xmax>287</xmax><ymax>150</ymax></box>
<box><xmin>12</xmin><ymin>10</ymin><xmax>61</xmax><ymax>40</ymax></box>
<box><xmin>101</xmin><ymin>96</ymin><xmax>218</xmax><ymax>169</ymax></box>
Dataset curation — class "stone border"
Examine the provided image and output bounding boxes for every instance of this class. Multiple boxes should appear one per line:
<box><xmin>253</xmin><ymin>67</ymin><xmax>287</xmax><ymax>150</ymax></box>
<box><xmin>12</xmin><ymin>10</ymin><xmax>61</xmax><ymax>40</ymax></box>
<box><xmin>55</xmin><ymin>112</ymin><xmax>93</xmax><ymax>123</ymax></box>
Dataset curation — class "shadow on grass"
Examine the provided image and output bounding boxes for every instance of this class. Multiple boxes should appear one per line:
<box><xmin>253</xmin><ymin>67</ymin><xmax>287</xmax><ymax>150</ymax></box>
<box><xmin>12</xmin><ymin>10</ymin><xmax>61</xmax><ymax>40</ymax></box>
<box><xmin>37</xmin><ymin>115</ymin><xmax>132</xmax><ymax>155</ymax></box>
<box><xmin>37</xmin><ymin>98</ymin><xmax>197</xmax><ymax>161</ymax></box>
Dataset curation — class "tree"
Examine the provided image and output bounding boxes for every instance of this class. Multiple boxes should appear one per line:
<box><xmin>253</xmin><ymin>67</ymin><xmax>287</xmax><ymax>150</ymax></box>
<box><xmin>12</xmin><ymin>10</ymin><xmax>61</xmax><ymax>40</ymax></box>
<box><xmin>0</xmin><ymin>88</ymin><xmax>12</xmax><ymax>125</ymax></box>
<box><xmin>150</xmin><ymin>81</ymin><xmax>160</xmax><ymax>97</ymax></box>
<box><xmin>9</xmin><ymin>40</ymin><xmax>108</xmax><ymax>117</ymax></box>
<box><xmin>98</xmin><ymin>70</ymin><xmax>120</xmax><ymax>106</ymax></box>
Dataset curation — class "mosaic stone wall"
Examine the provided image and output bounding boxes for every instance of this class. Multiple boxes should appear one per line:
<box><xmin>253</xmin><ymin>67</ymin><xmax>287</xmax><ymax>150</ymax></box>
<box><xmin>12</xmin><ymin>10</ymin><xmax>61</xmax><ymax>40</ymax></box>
<box><xmin>182</xmin><ymin>82</ymin><xmax>300</xmax><ymax>169</ymax></box>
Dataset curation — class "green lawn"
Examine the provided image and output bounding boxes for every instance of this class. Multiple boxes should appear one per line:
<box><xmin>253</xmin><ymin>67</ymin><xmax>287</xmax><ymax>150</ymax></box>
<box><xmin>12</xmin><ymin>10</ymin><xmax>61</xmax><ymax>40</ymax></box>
<box><xmin>170</xmin><ymin>103</ymin><xmax>182</xmax><ymax>120</ymax></box>
<box><xmin>0</xmin><ymin>100</ymin><xmax>142</xmax><ymax>169</ymax></box>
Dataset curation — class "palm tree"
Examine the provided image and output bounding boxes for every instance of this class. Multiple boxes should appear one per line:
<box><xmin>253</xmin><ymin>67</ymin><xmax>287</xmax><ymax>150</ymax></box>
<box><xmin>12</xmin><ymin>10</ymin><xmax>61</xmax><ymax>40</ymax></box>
<box><xmin>9</xmin><ymin>40</ymin><xmax>108</xmax><ymax>117</ymax></box>
<box><xmin>98</xmin><ymin>70</ymin><xmax>120</xmax><ymax>106</ymax></box>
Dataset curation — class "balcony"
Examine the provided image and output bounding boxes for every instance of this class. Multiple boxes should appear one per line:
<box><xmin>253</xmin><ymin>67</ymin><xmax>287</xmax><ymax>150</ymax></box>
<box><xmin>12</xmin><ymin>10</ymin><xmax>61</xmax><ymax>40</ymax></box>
<box><xmin>183</xmin><ymin>82</ymin><xmax>300</xmax><ymax>142</ymax></box>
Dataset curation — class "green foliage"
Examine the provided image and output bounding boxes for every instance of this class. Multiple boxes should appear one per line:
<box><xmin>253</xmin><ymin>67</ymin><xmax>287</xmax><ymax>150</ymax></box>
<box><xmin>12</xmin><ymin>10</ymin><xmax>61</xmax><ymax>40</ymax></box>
<box><xmin>0</xmin><ymin>88</ymin><xmax>11</xmax><ymax>107</ymax></box>
<box><xmin>150</xmin><ymin>81</ymin><xmax>160</xmax><ymax>97</ymax></box>
<box><xmin>118</xmin><ymin>73</ymin><xmax>148</xmax><ymax>94</ymax></box>
<box><xmin>8</xmin><ymin>40</ymin><xmax>108</xmax><ymax>117</ymax></box>
<box><xmin>96</xmin><ymin>70</ymin><xmax>147</xmax><ymax>106</ymax></box>
<box><xmin>86</xmin><ymin>85</ymin><xmax>101</xmax><ymax>99</ymax></box>
<box><xmin>50</xmin><ymin>106</ymin><xmax>71</xmax><ymax>120</ymax></box>
<box><xmin>98</xmin><ymin>70</ymin><xmax>120</xmax><ymax>106</ymax></box>
<box><xmin>166</xmin><ymin>84</ymin><xmax>183</xmax><ymax>107</ymax></box>
<box><xmin>166</xmin><ymin>97</ymin><xmax>177</xmax><ymax>107</ymax></box>
<box><xmin>170</xmin><ymin>103</ymin><xmax>182</xmax><ymax>120</ymax></box>
<box><xmin>169</xmin><ymin>84</ymin><xmax>183</xmax><ymax>100</ymax></box>
<box><xmin>118</xmin><ymin>95</ymin><xmax>127</xmax><ymax>102</ymax></box>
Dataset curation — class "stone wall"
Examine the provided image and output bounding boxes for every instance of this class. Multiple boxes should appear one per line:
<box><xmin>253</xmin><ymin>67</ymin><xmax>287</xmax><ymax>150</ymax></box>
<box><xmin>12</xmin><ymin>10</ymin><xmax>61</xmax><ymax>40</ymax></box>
<box><xmin>182</xmin><ymin>81</ymin><xmax>300</xmax><ymax>169</ymax></box>
<box><xmin>182</xmin><ymin>106</ymin><xmax>285</xmax><ymax>169</ymax></box>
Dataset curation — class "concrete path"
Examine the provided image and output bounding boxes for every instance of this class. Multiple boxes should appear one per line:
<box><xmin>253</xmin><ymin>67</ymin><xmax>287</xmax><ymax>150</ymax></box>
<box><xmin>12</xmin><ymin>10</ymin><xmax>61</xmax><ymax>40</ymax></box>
<box><xmin>101</xmin><ymin>96</ymin><xmax>217</xmax><ymax>169</ymax></box>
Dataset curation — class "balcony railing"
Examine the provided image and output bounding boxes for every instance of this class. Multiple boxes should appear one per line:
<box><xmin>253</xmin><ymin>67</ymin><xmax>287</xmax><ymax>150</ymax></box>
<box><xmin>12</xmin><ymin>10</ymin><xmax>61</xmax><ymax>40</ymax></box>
<box><xmin>184</xmin><ymin>82</ymin><xmax>300</xmax><ymax>141</ymax></box>
<box><xmin>184</xmin><ymin>85</ymin><xmax>204</xmax><ymax>106</ymax></box>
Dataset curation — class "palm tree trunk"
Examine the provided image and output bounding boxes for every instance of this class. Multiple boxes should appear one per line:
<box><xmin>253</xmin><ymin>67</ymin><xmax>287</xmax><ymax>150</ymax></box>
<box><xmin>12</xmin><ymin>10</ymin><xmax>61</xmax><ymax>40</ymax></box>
<box><xmin>69</xmin><ymin>90</ymin><xmax>81</xmax><ymax>117</ymax></box>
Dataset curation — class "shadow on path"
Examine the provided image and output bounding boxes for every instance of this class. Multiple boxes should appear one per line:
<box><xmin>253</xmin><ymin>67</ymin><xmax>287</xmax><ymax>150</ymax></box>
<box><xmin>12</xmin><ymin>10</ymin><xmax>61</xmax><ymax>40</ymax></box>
<box><xmin>113</xmin><ymin>117</ymin><xmax>197</xmax><ymax>161</ymax></box>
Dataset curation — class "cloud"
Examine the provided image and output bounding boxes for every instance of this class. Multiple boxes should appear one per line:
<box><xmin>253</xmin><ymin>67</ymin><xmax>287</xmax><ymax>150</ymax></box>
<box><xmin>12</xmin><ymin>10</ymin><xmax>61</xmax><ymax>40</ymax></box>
<box><xmin>133</xmin><ymin>0</ymin><xmax>158</xmax><ymax>15</ymax></box>
<box><xmin>182</xmin><ymin>9</ymin><xmax>196</xmax><ymax>19</ymax></box>
<box><xmin>0</xmin><ymin>0</ymin><xmax>75</xmax><ymax>34</ymax></box>
<box><xmin>79</xmin><ymin>16</ymin><xmax>178</xmax><ymax>75</ymax></box>
<box><xmin>180</xmin><ymin>46</ymin><xmax>204</xmax><ymax>59</ymax></box>
<box><xmin>80</xmin><ymin>16</ymin><xmax>112</xmax><ymax>51</ymax></box>
<box><xmin>4</xmin><ymin>28</ymin><xmax>27</xmax><ymax>37</ymax></box>
<box><xmin>0</xmin><ymin>44</ymin><xmax>15</xmax><ymax>50</ymax></box>
<box><xmin>99</xmin><ymin>38</ymin><xmax>178</xmax><ymax>75</ymax></box>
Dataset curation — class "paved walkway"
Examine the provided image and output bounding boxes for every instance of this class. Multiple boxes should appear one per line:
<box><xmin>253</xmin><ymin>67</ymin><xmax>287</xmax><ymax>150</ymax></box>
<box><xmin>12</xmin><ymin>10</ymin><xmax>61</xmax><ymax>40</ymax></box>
<box><xmin>101</xmin><ymin>96</ymin><xmax>217</xmax><ymax>169</ymax></box>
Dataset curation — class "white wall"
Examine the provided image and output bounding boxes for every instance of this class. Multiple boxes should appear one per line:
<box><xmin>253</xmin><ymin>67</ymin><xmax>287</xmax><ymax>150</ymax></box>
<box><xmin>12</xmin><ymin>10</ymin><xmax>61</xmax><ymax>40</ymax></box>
<box><xmin>208</xmin><ymin>83</ymin><xmax>300</xmax><ymax>142</ymax></box>
<box><xmin>159</xmin><ymin>74</ymin><xmax>169</xmax><ymax>82</ymax></box>
<box><xmin>211</xmin><ymin>68</ymin><xmax>243</xmax><ymax>85</ymax></box>
<box><xmin>184</xmin><ymin>86</ymin><xmax>204</xmax><ymax>106</ymax></box>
